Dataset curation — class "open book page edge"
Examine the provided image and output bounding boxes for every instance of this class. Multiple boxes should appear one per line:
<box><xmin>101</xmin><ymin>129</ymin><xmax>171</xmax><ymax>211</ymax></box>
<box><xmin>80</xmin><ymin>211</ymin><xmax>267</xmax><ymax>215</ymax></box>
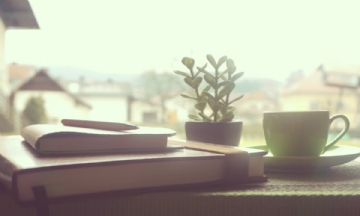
<box><xmin>21</xmin><ymin>124</ymin><xmax>176</xmax><ymax>150</ymax></box>
<box><xmin>23</xmin><ymin>124</ymin><xmax>176</xmax><ymax>136</ymax></box>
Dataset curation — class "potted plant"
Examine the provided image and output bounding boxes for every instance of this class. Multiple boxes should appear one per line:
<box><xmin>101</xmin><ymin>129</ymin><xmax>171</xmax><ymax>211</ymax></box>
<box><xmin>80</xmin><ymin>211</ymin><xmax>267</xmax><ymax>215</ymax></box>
<box><xmin>174</xmin><ymin>54</ymin><xmax>244</xmax><ymax>146</ymax></box>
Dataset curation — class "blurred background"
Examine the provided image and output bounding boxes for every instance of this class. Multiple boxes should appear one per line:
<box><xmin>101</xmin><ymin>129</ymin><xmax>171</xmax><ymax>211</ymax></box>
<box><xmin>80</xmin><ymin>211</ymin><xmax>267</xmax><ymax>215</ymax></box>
<box><xmin>1</xmin><ymin>0</ymin><xmax>360</xmax><ymax>146</ymax></box>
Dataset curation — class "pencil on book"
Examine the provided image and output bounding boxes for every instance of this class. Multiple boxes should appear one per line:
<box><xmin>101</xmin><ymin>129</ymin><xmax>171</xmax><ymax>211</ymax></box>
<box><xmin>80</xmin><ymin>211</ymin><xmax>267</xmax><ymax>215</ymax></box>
<box><xmin>61</xmin><ymin>119</ymin><xmax>139</xmax><ymax>131</ymax></box>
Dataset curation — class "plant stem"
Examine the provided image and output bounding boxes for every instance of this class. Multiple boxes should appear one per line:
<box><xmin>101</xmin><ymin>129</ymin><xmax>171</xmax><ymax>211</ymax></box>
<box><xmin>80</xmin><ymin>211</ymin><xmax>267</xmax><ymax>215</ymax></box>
<box><xmin>190</xmin><ymin>68</ymin><xmax>205</xmax><ymax>120</ymax></box>
<box><xmin>225</xmin><ymin>71</ymin><xmax>232</xmax><ymax>110</ymax></box>
<box><xmin>189</xmin><ymin>68</ymin><xmax>200</xmax><ymax>98</ymax></box>
<box><xmin>214</xmin><ymin>68</ymin><xmax>219</xmax><ymax>122</ymax></box>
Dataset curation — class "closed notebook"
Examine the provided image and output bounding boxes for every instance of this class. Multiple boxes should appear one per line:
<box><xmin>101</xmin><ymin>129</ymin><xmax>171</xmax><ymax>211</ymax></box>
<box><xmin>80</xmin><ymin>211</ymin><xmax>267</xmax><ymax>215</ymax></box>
<box><xmin>0</xmin><ymin>136</ymin><xmax>267</xmax><ymax>204</ymax></box>
<box><xmin>21</xmin><ymin>124</ymin><xmax>176</xmax><ymax>154</ymax></box>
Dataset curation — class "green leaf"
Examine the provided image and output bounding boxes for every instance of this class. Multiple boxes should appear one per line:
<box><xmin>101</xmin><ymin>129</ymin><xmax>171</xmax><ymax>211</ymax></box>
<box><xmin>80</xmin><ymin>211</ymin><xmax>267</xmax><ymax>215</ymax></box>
<box><xmin>218</xmin><ymin>69</ymin><xmax>230</xmax><ymax>78</ymax></box>
<box><xmin>220</xmin><ymin>105</ymin><xmax>235</xmax><ymax>115</ymax></box>
<box><xmin>207</xmin><ymin>96</ymin><xmax>215</xmax><ymax>107</ymax></box>
<box><xmin>219</xmin><ymin>111</ymin><xmax>234</xmax><ymax>122</ymax></box>
<box><xmin>199</xmin><ymin>113</ymin><xmax>212</xmax><ymax>122</ymax></box>
<box><xmin>196</xmin><ymin>66</ymin><xmax>205</xmax><ymax>72</ymax></box>
<box><xmin>227</xmin><ymin>66</ymin><xmax>237</xmax><ymax>74</ymax></box>
<box><xmin>229</xmin><ymin>95</ymin><xmax>244</xmax><ymax>104</ymax></box>
<box><xmin>201</xmin><ymin>70</ymin><xmax>213</xmax><ymax>77</ymax></box>
<box><xmin>203</xmin><ymin>92</ymin><xmax>215</xmax><ymax>101</ymax></box>
<box><xmin>210</xmin><ymin>103</ymin><xmax>223</xmax><ymax>113</ymax></box>
<box><xmin>181</xmin><ymin>57</ymin><xmax>188</xmax><ymax>65</ymax></box>
<box><xmin>202</xmin><ymin>63</ymin><xmax>207</xmax><ymax>69</ymax></box>
<box><xmin>180</xmin><ymin>94</ymin><xmax>197</xmax><ymax>100</ymax></box>
<box><xmin>196</xmin><ymin>63</ymin><xmax>207</xmax><ymax>72</ymax></box>
<box><xmin>206</xmin><ymin>54</ymin><xmax>217</xmax><ymax>68</ymax></box>
<box><xmin>218</xmin><ymin>82</ymin><xmax>235</xmax><ymax>98</ymax></box>
<box><xmin>192</xmin><ymin>77</ymin><xmax>202</xmax><ymax>88</ymax></box>
<box><xmin>204</xmin><ymin>74</ymin><xmax>216</xmax><ymax>88</ymax></box>
<box><xmin>216</xmin><ymin>56</ymin><xmax>227</xmax><ymax>68</ymax></box>
<box><xmin>199</xmin><ymin>95</ymin><xmax>207</xmax><ymax>103</ymax></box>
<box><xmin>230</xmin><ymin>72</ymin><xmax>244</xmax><ymax>82</ymax></box>
<box><xmin>227</xmin><ymin>106</ymin><xmax>235</xmax><ymax>112</ymax></box>
<box><xmin>226</xmin><ymin>59</ymin><xmax>235</xmax><ymax>68</ymax></box>
<box><xmin>218</xmin><ymin>81</ymin><xmax>230</xmax><ymax>88</ymax></box>
<box><xmin>188</xmin><ymin>114</ymin><xmax>202</xmax><ymax>121</ymax></box>
<box><xmin>182</xmin><ymin>57</ymin><xmax>195</xmax><ymax>70</ymax></box>
<box><xmin>174</xmin><ymin>70</ymin><xmax>191</xmax><ymax>78</ymax></box>
<box><xmin>202</xmin><ymin>85</ymin><xmax>211</xmax><ymax>94</ymax></box>
<box><xmin>184</xmin><ymin>77</ymin><xmax>193</xmax><ymax>88</ymax></box>
<box><xmin>220</xmin><ymin>105</ymin><xmax>228</xmax><ymax>115</ymax></box>
<box><xmin>220</xmin><ymin>74</ymin><xmax>228</xmax><ymax>81</ymax></box>
<box><xmin>195</xmin><ymin>102</ymin><xmax>207</xmax><ymax>111</ymax></box>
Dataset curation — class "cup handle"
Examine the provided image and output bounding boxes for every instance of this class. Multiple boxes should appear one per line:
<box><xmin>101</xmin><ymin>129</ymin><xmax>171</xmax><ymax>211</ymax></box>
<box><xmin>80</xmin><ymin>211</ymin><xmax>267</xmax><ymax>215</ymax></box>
<box><xmin>323</xmin><ymin>114</ymin><xmax>350</xmax><ymax>153</ymax></box>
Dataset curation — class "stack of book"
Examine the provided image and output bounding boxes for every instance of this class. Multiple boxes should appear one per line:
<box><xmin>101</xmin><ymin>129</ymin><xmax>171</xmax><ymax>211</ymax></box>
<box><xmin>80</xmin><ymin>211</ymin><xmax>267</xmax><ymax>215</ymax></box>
<box><xmin>0</xmin><ymin>119</ymin><xmax>267</xmax><ymax>205</ymax></box>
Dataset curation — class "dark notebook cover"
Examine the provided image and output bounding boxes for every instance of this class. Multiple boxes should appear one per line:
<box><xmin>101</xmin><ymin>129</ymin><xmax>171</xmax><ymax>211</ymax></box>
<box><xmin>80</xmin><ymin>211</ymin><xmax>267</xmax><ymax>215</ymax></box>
<box><xmin>0</xmin><ymin>136</ymin><xmax>266</xmax><ymax>204</ymax></box>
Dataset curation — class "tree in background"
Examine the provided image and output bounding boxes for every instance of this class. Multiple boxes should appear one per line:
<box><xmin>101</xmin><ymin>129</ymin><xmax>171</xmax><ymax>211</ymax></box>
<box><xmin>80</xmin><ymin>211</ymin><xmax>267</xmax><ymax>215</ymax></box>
<box><xmin>22</xmin><ymin>96</ymin><xmax>48</xmax><ymax>125</ymax></box>
<box><xmin>138</xmin><ymin>70</ymin><xmax>186</xmax><ymax>123</ymax></box>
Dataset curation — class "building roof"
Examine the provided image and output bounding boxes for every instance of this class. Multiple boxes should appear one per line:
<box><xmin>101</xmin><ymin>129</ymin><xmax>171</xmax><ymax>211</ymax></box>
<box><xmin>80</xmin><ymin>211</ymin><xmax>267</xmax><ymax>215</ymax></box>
<box><xmin>281</xmin><ymin>69</ymin><xmax>357</xmax><ymax>96</ymax></box>
<box><xmin>10</xmin><ymin>70</ymin><xmax>91</xmax><ymax>109</ymax></box>
<box><xmin>321</xmin><ymin>63</ymin><xmax>360</xmax><ymax>76</ymax></box>
<box><xmin>0</xmin><ymin>0</ymin><xmax>39</xmax><ymax>29</ymax></box>
<box><xmin>239</xmin><ymin>90</ymin><xmax>276</xmax><ymax>103</ymax></box>
<box><xmin>70</xmin><ymin>81</ymin><xmax>132</xmax><ymax>97</ymax></box>
<box><xmin>233</xmin><ymin>90</ymin><xmax>278</xmax><ymax>109</ymax></box>
<box><xmin>231</xmin><ymin>90</ymin><xmax>279</xmax><ymax>115</ymax></box>
<box><xmin>8</xmin><ymin>63</ymin><xmax>35</xmax><ymax>80</ymax></box>
<box><xmin>18</xmin><ymin>69</ymin><xmax>65</xmax><ymax>91</ymax></box>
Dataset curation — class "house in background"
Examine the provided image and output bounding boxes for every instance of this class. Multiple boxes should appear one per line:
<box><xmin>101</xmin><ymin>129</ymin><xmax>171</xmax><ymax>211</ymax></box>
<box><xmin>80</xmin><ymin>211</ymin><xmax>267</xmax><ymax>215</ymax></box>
<box><xmin>0</xmin><ymin>0</ymin><xmax>38</xmax><ymax>132</ymax></box>
<box><xmin>61</xmin><ymin>80</ymin><xmax>133</xmax><ymax>123</ymax></box>
<box><xmin>7</xmin><ymin>63</ymin><xmax>35</xmax><ymax>90</ymax></box>
<box><xmin>0</xmin><ymin>0</ymin><xmax>38</xmax><ymax>95</ymax></box>
<box><xmin>10</xmin><ymin>70</ymin><xmax>91</xmax><ymax>125</ymax></box>
<box><xmin>233</xmin><ymin>90</ymin><xmax>279</xmax><ymax>124</ymax></box>
<box><xmin>130</xmin><ymin>94</ymin><xmax>189</xmax><ymax>125</ymax></box>
<box><xmin>281</xmin><ymin>66</ymin><xmax>360</xmax><ymax>129</ymax></box>
<box><xmin>7</xmin><ymin>64</ymin><xmax>187</xmax><ymax>126</ymax></box>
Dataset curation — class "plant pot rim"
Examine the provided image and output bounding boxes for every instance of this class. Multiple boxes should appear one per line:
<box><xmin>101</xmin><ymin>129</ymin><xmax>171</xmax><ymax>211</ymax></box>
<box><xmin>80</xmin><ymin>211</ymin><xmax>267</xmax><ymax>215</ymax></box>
<box><xmin>186</xmin><ymin>120</ymin><xmax>243</xmax><ymax>124</ymax></box>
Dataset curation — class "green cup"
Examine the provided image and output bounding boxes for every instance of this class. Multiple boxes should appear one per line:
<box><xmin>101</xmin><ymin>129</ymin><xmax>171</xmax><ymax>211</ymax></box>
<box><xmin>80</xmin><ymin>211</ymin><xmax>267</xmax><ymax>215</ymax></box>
<box><xmin>263</xmin><ymin>111</ymin><xmax>350</xmax><ymax>157</ymax></box>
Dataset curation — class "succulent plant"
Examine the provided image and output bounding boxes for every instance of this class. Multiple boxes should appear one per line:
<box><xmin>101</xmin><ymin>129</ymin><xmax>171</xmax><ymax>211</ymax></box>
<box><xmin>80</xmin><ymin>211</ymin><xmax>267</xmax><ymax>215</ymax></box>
<box><xmin>174</xmin><ymin>54</ymin><xmax>244</xmax><ymax>122</ymax></box>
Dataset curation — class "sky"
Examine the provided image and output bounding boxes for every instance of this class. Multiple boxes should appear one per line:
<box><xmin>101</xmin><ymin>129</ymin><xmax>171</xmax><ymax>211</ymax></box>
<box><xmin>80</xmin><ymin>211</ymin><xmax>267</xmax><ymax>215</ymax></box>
<box><xmin>5</xmin><ymin>0</ymin><xmax>360</xmax><ymax>81</ymax></box>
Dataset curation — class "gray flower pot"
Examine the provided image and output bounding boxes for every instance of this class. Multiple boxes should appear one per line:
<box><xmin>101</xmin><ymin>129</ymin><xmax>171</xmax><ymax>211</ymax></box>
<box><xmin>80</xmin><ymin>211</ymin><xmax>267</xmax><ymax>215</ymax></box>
<box><xmin>185</xmin><ymin>120</ymin><xmax>243</xmax><ymax>146</ymax></box>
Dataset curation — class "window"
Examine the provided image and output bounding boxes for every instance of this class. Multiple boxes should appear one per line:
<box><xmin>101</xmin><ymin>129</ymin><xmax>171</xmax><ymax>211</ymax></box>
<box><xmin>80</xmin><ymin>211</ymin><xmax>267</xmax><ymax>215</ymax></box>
<box><xmin>2</xmin><ymin>1</ymin><xmax>360</xmax><ymax>143</ymax></box>
<box><xmin>143</xmin><ymin>112</ymin><xmax>157</xmax><ymax>123</ymax></box>
<box><xmin>336</xmin><ymin>101</ymin><xmax>346</xmax><ymax>111</ymax></box>
<box><xmin>310</xmin><ymin>101</ymin><xmax>320</xmax><ymax>110</ymax></box>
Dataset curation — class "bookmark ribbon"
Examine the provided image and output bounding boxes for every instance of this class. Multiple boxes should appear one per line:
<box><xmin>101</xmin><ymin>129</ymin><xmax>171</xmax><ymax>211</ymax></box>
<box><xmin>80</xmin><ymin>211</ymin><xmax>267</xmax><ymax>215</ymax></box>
<box><xmin>32</xmin><ymin>186</ymin><xmax>50</xmax><ymax>216</ymax></box>
<box><xmin>169</xmin><ymin>139</ymin><xmax>249</xmax><ymax>185</ymax></box>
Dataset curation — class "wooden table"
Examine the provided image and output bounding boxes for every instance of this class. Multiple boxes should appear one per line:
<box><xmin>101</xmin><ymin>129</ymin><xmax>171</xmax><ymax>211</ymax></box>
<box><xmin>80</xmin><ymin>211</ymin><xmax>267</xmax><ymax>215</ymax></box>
<box><xmin>2</xmin><ymin>159</ymin><xmax>360</xmax><ymax>216</ymax></box>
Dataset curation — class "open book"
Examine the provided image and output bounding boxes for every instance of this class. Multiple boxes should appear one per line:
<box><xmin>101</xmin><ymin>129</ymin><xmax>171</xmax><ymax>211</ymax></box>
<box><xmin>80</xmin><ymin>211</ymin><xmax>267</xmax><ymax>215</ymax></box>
<box><xmin>21</xmin><ymin>124</ymin><xmax>176</xmax><ymax>154</ymax></box>
<box><xmin>0</xmin><ymin>136</ymin><xmax>267</xmax><ymax>203</ymax></box>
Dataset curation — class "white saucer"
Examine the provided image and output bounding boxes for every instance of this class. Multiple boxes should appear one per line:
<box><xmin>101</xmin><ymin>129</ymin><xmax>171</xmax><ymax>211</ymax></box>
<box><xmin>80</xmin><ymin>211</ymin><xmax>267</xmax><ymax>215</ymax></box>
<box><xmin>250</xmin><ymin>145</ymin><xmax>360</xmax><ymax>172</ymax></box>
